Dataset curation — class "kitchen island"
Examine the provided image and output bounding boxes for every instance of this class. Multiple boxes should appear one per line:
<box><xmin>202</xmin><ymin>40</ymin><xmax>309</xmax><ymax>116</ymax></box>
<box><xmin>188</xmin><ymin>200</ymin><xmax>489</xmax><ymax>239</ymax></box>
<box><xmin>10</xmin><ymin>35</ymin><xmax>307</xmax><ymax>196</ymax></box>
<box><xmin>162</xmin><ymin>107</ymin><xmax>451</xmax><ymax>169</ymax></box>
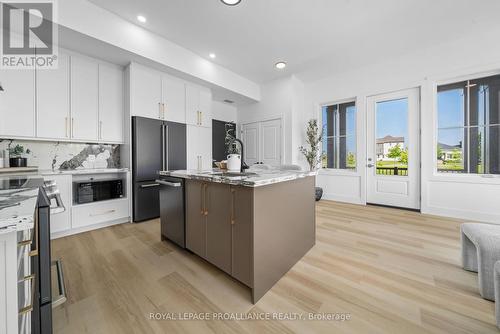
<box><xmin>0</xmin><ymin>176</ymin><xmax>43</xmax><ymax>334</ymax></box>
<box><xmin>160</xmin><ymin>169</ymin><xmax>316</xmax><ymax>303</ymax></box>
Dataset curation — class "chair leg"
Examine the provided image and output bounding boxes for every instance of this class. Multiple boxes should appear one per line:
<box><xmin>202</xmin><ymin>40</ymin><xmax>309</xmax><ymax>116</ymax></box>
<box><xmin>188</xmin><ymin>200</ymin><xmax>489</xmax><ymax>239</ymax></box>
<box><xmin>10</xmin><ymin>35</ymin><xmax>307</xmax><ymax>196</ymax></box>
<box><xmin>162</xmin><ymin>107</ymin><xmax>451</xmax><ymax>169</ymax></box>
<box><xmin>477</xmin><ymin>248</ymin><xmax>497</xmax><ymax>301</ymax></box>
<box><xmin>461</xmin><ymin>232</ymin><xmax>478</xmax><ymax>272</ymax></box>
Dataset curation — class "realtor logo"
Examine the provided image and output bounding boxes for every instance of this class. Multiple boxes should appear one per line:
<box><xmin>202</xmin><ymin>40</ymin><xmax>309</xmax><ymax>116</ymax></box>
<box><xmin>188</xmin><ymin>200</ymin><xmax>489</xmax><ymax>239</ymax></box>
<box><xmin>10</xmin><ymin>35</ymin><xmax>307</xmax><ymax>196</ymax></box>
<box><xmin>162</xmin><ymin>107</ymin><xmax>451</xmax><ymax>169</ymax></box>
<box><xmin>1</xmin><ymin>0</ymin><xmax>58</xmax><ymax>69</ymax></box>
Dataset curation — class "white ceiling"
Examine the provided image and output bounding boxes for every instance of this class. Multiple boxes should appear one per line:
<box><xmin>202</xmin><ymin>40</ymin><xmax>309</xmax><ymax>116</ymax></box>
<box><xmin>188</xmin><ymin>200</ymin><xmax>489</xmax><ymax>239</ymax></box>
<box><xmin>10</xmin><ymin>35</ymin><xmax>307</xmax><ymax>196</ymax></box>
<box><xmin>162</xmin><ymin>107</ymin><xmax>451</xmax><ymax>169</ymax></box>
<box><xmin>88</xmin><ymin>0</ymin><xmax>500</xmax><ymax>84</ymax></box>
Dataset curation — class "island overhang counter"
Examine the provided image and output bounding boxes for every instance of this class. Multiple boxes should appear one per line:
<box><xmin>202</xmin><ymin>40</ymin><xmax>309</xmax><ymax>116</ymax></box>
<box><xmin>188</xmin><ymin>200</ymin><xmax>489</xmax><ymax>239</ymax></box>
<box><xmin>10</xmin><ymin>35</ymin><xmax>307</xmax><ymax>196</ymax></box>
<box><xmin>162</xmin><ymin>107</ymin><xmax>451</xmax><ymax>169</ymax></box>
<box><xmin>159</xmin><ymin>170</ymin><xmax>316</xmax><ymax>303</ymax></box>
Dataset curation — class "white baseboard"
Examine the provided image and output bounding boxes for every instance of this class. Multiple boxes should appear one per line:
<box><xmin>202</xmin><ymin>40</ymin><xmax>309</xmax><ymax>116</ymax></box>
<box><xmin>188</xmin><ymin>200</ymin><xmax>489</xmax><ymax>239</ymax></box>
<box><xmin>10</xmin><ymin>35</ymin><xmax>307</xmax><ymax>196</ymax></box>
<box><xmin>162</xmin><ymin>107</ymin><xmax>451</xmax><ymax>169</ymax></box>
<box><xmin>320</xmin><ymin>193</ymin><xmax>364</xmax><ymax>205</ymax></box>
<box><xmin>422</xmin><ymin>206</ymin><xmax>500</xmax><ymax>224</ymax></box>
<box><xmin>51</xmin><ymin>217</ymin><xmax>131</xmax><ymax>239</ymax></box>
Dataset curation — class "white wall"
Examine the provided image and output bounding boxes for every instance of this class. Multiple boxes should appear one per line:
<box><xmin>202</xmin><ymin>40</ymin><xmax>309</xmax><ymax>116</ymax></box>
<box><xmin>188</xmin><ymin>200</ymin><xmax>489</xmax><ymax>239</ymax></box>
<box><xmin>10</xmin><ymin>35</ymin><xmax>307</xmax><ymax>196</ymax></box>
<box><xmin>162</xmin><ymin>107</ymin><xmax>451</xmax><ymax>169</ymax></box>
<box><xmin>304</xmin><ymin>27</ymin><xmax>500</xmax><ymax>223</ymax></box>
<box><xmin>212</xmin><ymin>101</ymin><xmax>237</xmax><ymax>124</ymax></box>
<box><xmin>238</xmin><ymin>75</ymin><xmax>307</xmax><ymax>165</ymax></box>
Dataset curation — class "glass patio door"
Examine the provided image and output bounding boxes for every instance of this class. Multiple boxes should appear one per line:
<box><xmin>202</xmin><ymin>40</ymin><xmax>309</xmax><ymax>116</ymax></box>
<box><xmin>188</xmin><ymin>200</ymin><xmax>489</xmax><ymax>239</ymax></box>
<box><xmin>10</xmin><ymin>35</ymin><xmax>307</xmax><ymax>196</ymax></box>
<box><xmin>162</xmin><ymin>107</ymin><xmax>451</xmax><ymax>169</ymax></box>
<box><xmin>366</xmin><ymin>88</ymin><xmax>420</xmax><ymax>209</ymax></box>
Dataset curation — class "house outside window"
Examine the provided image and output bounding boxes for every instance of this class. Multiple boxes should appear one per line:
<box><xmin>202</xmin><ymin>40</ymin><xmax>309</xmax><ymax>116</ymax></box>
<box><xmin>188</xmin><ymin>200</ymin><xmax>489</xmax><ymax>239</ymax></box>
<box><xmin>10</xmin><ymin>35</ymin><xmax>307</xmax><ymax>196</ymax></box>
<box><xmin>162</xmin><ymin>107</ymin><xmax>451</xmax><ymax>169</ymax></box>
<box><xmin>321</xmin><ymin>101</ymin><xmax>356</xmax><ymax>170</ymax></box>
<box><xmin>437</xmin><ymin>74</ymin><xmax>500</xmax><ymax>174</ymax></box>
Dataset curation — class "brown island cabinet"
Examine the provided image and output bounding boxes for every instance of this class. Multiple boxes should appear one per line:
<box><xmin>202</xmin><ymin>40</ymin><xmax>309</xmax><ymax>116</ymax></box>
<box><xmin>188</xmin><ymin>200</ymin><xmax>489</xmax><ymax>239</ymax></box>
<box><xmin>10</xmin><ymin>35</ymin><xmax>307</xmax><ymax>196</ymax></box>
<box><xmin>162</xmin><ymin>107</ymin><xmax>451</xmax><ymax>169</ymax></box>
<box><xmin>185</xmin><ymin>175</ymin><xmax>316</xmax><ymax>303</ymax></box>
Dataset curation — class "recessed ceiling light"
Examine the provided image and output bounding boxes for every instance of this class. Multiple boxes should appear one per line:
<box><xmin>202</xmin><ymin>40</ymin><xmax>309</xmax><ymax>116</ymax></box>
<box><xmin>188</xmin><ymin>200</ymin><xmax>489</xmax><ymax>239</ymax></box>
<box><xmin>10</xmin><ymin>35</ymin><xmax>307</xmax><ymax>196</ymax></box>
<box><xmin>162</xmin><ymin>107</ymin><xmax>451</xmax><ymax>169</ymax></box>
<box><xmin>137</xmin><ymin>15</ymin><xmax>146</xmax><ymax>23</ymax></box>
<box><xmin>209</xmin><ymin>53</ymin><xmax>216</xmax><ymax>59</ymax></box>
<box><xmin>221</xmin><ymin>0</ymin><xmax>242</xmax><ymax>6</ymax></box>
<box><xmin>275</xmin><ymin>61</ymin><xmax>287</xmax><ymax>70</ymax></box>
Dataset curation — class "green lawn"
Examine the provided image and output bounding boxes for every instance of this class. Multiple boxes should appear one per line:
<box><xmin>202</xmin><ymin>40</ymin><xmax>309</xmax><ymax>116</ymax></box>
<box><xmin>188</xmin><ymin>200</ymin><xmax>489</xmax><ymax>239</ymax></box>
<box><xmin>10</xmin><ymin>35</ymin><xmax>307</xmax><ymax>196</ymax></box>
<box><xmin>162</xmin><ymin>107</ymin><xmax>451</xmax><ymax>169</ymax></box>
<box><xmin>376</xmin><ymin>160</ymin><xmax>408</xmax><ymax>168</ymax></box>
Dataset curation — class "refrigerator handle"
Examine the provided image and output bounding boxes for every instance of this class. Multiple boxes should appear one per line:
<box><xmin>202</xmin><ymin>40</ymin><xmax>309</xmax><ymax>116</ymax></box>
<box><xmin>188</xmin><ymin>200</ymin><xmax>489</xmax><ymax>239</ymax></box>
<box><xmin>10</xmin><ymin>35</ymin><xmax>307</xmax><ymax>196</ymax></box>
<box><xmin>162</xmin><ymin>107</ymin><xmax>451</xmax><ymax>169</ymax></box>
<box><xmin>161</xmin><ymin>124</ymin><xmax>166</xmax><ymax>171</ymax></box>
<box><xmin>165</xmin><ymin>125</ymin><xmax>169</xmax><ymax>171</ymax></box>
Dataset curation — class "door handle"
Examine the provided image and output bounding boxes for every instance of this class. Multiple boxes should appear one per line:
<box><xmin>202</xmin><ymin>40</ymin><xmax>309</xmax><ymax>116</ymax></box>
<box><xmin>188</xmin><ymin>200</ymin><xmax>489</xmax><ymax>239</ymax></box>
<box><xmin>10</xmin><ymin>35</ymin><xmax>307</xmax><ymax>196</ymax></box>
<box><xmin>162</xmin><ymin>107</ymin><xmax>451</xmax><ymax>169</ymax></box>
<box><xmin>140</xmin><ymin>183</ymin><xmax>160</xmax><ymax>188</ymax></box>
<box><xmin>158</xmin><ymin>102</ymin><xmax>162</xmax><ymax>119</ymax></box>
<box><xmin>52</xmin><ymin>259</ymin><xmax>67</xmax><ymax>308</ymax></box>
<box><xmin>155</xmin><ymin>180</ymin><xmax>181</xmax><ymax>187</ymax></box>
<box><xmin>165</xmin><ymin>125</ymin><xmax>169</xmax><ymax>170</ymax></box>
<box><xmin>367</xmin><ymin>164</ymin><xmax>374</xmax><ymax>168</ymax></box>
<box><xmin>161</xmin><ymin>124</ymin><xmax>166</xmax><ymax>171</ymax></box>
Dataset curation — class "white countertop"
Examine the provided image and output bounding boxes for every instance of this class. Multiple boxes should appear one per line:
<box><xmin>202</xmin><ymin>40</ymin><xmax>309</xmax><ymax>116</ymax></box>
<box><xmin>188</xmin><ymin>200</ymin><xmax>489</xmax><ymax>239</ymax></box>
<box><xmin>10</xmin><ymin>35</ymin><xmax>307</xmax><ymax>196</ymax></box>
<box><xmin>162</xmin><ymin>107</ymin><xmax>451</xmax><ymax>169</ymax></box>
<box><xmin>39</xmin><ymin>168</ymin><xmax>129</xmax><ymax>175</ymax></box>
<box><xmin>0</xmin><ymin>176</ymin><xmax>44</xmax><ymax>233</ymax></box>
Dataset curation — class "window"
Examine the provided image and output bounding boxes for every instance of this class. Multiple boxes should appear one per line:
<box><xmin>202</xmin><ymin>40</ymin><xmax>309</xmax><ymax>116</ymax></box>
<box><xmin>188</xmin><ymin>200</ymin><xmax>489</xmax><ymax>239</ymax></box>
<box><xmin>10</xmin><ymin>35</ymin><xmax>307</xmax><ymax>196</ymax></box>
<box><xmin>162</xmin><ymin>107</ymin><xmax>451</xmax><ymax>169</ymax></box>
<box><xmin>437</xmin><ymin>74</ymin><xmax>500</xmax><ymax>174</ymax></box>
<box><xmin>322</xmin><ymin>101</ymin><xmax>356</xmax><ymax>170</ymax></box>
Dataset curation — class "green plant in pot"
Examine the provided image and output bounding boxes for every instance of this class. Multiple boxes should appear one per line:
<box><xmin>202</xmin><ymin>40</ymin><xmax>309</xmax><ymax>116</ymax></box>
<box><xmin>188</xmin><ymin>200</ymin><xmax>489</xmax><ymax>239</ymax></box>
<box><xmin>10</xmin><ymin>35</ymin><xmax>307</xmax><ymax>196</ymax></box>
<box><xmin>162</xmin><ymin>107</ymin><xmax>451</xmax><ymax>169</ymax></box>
<box><xmin>8</xmin><ymin>144</ymin><xmax>31</xmax><ymax>167</ymax></box>
<box><xmin>299</xmin><ymin>119</ymin><xmax>325</xmax><ymax>201</ymax></box>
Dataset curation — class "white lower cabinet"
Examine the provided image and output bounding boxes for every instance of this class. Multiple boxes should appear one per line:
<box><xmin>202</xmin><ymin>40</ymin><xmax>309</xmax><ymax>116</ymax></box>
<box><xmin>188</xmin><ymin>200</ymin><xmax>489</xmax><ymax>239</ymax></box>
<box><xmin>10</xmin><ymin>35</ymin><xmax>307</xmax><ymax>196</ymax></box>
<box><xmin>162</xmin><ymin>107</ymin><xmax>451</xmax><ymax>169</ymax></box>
<box><xmin>42</xmin><ymin>174</ymin><xmax>72</xmax><ymax>234</ymax></box>
<box><xmin>72</xmin><ymin>198</ymin><xmax>129</xmax><ymax>229</ymax></box>
<box><xmin>187</xmin><ymin>125</ymin><xmax>212</xmax><ymax>170</ymax></box>
<box><xmin>0</xmin><ymin>231</ymin><xmax>18</xmax><ymax>334</ymax></box>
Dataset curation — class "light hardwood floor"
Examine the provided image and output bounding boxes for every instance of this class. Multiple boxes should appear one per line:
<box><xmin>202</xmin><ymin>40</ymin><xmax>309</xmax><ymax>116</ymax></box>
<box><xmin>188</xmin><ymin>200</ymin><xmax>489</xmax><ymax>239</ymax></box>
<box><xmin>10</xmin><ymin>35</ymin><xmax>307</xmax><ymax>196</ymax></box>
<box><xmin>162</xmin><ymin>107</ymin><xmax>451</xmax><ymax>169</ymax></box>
<box><xmin>52</xmin><ymin>201</ymin><xmax>498</xmax><ymax>334</ymax></box>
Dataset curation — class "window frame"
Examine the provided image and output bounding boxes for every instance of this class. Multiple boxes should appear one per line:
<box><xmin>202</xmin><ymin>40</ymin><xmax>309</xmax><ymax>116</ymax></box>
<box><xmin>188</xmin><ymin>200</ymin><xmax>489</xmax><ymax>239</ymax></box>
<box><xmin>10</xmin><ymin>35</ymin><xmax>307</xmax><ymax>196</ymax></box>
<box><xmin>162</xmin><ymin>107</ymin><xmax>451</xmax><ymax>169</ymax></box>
<box><xmin>320</xmin><ymin>99</ymin><xmax>357</xmax><ymax>172</ymax></box>
<box><xmin>433</xmin><ymin>69</ymin><xmax>500</xmax><ymax>181</ymax></box>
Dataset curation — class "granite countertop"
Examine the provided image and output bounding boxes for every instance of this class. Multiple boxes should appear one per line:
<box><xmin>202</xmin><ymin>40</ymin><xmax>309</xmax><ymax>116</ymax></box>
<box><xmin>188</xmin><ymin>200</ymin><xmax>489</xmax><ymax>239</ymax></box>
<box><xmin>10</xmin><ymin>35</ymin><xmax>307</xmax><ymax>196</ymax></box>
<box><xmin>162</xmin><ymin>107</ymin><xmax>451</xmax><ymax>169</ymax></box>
<box><xmin>39</xmin><ymin>168</ymin><xmax>129</xmax><ymax>175</ymax></box>
<box><xmin>160</xmin><ymin>169</ymin><xmax>317</xmax><ymax>187</ymax></box>
<box><xmin>0</xmin><ymin>168</ymin><xmax>129</xmax><ymax>176</ymax></box>
<box><xmin>0</xmin><ymin>176</ymin><xmax>44</xmax><ymax>233</ymax></box>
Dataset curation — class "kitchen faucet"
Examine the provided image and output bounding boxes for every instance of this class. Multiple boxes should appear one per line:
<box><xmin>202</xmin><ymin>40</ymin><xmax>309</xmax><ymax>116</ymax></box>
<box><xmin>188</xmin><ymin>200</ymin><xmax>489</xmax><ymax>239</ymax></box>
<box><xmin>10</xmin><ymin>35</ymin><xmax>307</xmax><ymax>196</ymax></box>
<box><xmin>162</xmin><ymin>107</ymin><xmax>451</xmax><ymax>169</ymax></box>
<box><xmin>229</xmin><ymin>138</ymin><xmax>249</xmax><ymax>172</ymax></box>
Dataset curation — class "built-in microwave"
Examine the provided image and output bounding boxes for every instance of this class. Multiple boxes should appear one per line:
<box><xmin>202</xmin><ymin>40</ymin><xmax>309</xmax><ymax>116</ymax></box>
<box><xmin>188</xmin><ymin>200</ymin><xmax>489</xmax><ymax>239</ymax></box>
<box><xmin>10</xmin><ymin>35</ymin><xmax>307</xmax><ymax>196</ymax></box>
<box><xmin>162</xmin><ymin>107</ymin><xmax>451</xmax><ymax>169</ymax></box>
<box><xmin>74</xmin><ymin>179</ymin><xmax>124</xmax><ymax>204</ymax></box>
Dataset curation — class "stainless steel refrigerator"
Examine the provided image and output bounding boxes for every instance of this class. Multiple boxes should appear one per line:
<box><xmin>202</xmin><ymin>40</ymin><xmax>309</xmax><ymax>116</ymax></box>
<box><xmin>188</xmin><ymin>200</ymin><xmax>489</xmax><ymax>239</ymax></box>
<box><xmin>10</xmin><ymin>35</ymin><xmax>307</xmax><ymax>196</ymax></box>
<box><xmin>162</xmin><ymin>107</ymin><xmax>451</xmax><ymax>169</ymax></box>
<box><xmin>132</xmin><ymin>116</ymin><xmax>186</xmax><ymax>222</ymax></box>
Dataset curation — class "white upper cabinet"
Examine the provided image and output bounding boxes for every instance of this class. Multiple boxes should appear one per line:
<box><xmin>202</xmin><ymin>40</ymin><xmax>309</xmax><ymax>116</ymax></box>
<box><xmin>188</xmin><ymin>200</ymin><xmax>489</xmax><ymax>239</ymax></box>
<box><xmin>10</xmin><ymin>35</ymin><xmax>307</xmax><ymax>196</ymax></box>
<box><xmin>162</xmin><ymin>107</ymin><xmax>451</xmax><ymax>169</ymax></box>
<box><xmin>199</xmin><ymin>89</ymin><xmax>212</xmax><ymax>127</ymax></box>
<box><xmin>186</xmin><ymin>125</ymin><xmax>212</xmax><ymax>170</ymax></box>
<box><xmin>37</xmin><ymin>53</ymin><xmax>70</xmax><ymax>139</ymax></box>
<box><xmin>71</xmin><ymin>56</ymin><xmax>99</xmax><ymax>141</ymax></box>
<box><xmin>162</xmin><ymin>75</ymin><xmax>186</xmax><ymax>123</ymax></box>
<box><xmin>130</xmin><ymin>64</ymin><xmax>162</xmax><ymax>120</ymax></box>
<box><xmin>99</xmin><ymin>63</ymin><xmax>124</xmax><ymax>143</ymax></box>
<box><xmin>186</xmin><ymin>84</ymin><xmax>212</xmax><ymax>128</ymax></box>
<box><xmin>0</xmin><ymin>66</ymin><xmax>35</xmax><ymax>138</ymax></box>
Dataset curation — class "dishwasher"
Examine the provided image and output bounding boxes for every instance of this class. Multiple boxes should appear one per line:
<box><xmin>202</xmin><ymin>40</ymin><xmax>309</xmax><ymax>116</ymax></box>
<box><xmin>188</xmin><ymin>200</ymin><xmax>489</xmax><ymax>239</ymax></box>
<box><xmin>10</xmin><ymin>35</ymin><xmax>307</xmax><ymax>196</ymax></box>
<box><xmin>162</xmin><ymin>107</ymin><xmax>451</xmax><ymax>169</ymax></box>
<box><xmin>156</xmin><ymin>176</ymin><xmax>185</xmax><ymax>248</ymax></box>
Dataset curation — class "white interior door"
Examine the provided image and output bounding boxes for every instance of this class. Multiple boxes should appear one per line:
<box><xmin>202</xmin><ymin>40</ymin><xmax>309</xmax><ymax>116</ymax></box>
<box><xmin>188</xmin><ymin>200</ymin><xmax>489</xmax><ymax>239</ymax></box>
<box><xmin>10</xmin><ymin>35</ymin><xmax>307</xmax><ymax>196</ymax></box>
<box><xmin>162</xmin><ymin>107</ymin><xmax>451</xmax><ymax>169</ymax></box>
<box><xmin>366</xmin><ymin>88</ymin><xmax>420</xmax><ymax>209</ymax></box>
<box><xmin>241</xmin><ymin>122</ymin><xmax>260</xmax><ymax>165</ymax></box>
<box><xmin>260</xmin><ymin>119</ymin><xmax>281</xmax><ymax>166</ymax></box>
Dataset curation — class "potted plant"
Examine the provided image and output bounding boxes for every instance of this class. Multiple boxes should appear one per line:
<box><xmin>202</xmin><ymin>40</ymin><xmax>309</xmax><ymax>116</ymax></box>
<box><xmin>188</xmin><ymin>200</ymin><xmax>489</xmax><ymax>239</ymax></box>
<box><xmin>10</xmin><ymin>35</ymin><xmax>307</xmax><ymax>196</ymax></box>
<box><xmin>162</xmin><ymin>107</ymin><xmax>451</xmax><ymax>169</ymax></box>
<box><xmin>8</xmin><ymin>144</ymin><xmax>31</xmax><ymax>167</ymax></box>
<box><xmin>299</xmin><ymin>119</ymin><xmax>325</xmax><ymax>201</ymax></box>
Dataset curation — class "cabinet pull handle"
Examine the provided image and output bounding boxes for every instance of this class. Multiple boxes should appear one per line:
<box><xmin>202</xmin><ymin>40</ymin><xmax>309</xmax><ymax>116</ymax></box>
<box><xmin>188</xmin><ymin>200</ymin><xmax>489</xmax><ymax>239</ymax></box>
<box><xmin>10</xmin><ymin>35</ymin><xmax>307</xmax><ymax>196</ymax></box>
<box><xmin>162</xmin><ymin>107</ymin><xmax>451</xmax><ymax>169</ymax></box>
<box><xmin>200</xmin><ymin>183</ymin><xmax>204</xmax><ymax>215</ymax></box>
<box><xmin>99</xmin><ymin>121</ymin><xmax>103</xmax><ymax>139</ymax></box>
<box><xmin>159</xmin><ymin>102</ymin><xmax>162</xmax><ymax>119</ymax></box>
<box><xmin>204</xmin><ymin>184</ymin><xmax>209</xmax><ymax>216</ymax></box>
<box><xmin>200</xmin><ymin>111</ymin><xmax>202</xmax><ymax>126</ymax></box>
<box><xmin>231</xmin><ymin>188</ymin><xmax>235</xmax><ymax>225</ymax></box>
<box><xmin>18</xmin><ymin>274</ymin><xmax>35</xmax><ymax>284</ymax></box>
<box><xmin>18</xmin><ymin>227</ymin><xmax>33</xmax><ymax>247</ymax></box>
<box><xmin>19</xmin><ymin>275</ymin><xmax>35</xmax><ymax>315</ymax></box>
<box><xmin>65</xmin><ymin>117</ymin><xmax>68</xmax><ymax>138</ymax></box>
<box><xmin>71</xmin><ymin>118</ymin><xmax>74</xmax><ymax>137</ymax></box>
<box><xmin>28</xmin><ymin>211</ymin><xmax>39</xmax><ymax>257</ymax></box>
<box><xmin>163</xmin><ymin>103</ymin><xmax>166</xmax><ymax>119</ymax></box>
<box><xmin>89</xmin><ymin>209</ymin><xmax>116</xmax><ymax>217</ymax></box>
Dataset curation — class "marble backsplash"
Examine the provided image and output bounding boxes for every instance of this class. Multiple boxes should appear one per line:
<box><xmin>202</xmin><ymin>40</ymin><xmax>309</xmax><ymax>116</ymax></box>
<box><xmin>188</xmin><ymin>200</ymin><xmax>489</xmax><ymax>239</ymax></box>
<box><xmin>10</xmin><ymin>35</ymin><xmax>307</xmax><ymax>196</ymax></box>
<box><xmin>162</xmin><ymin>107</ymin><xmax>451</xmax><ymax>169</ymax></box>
<box><xmin>0</xmin><ymin>139</ymin><xmax>120</xmax><ymax>171</ymax></box>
